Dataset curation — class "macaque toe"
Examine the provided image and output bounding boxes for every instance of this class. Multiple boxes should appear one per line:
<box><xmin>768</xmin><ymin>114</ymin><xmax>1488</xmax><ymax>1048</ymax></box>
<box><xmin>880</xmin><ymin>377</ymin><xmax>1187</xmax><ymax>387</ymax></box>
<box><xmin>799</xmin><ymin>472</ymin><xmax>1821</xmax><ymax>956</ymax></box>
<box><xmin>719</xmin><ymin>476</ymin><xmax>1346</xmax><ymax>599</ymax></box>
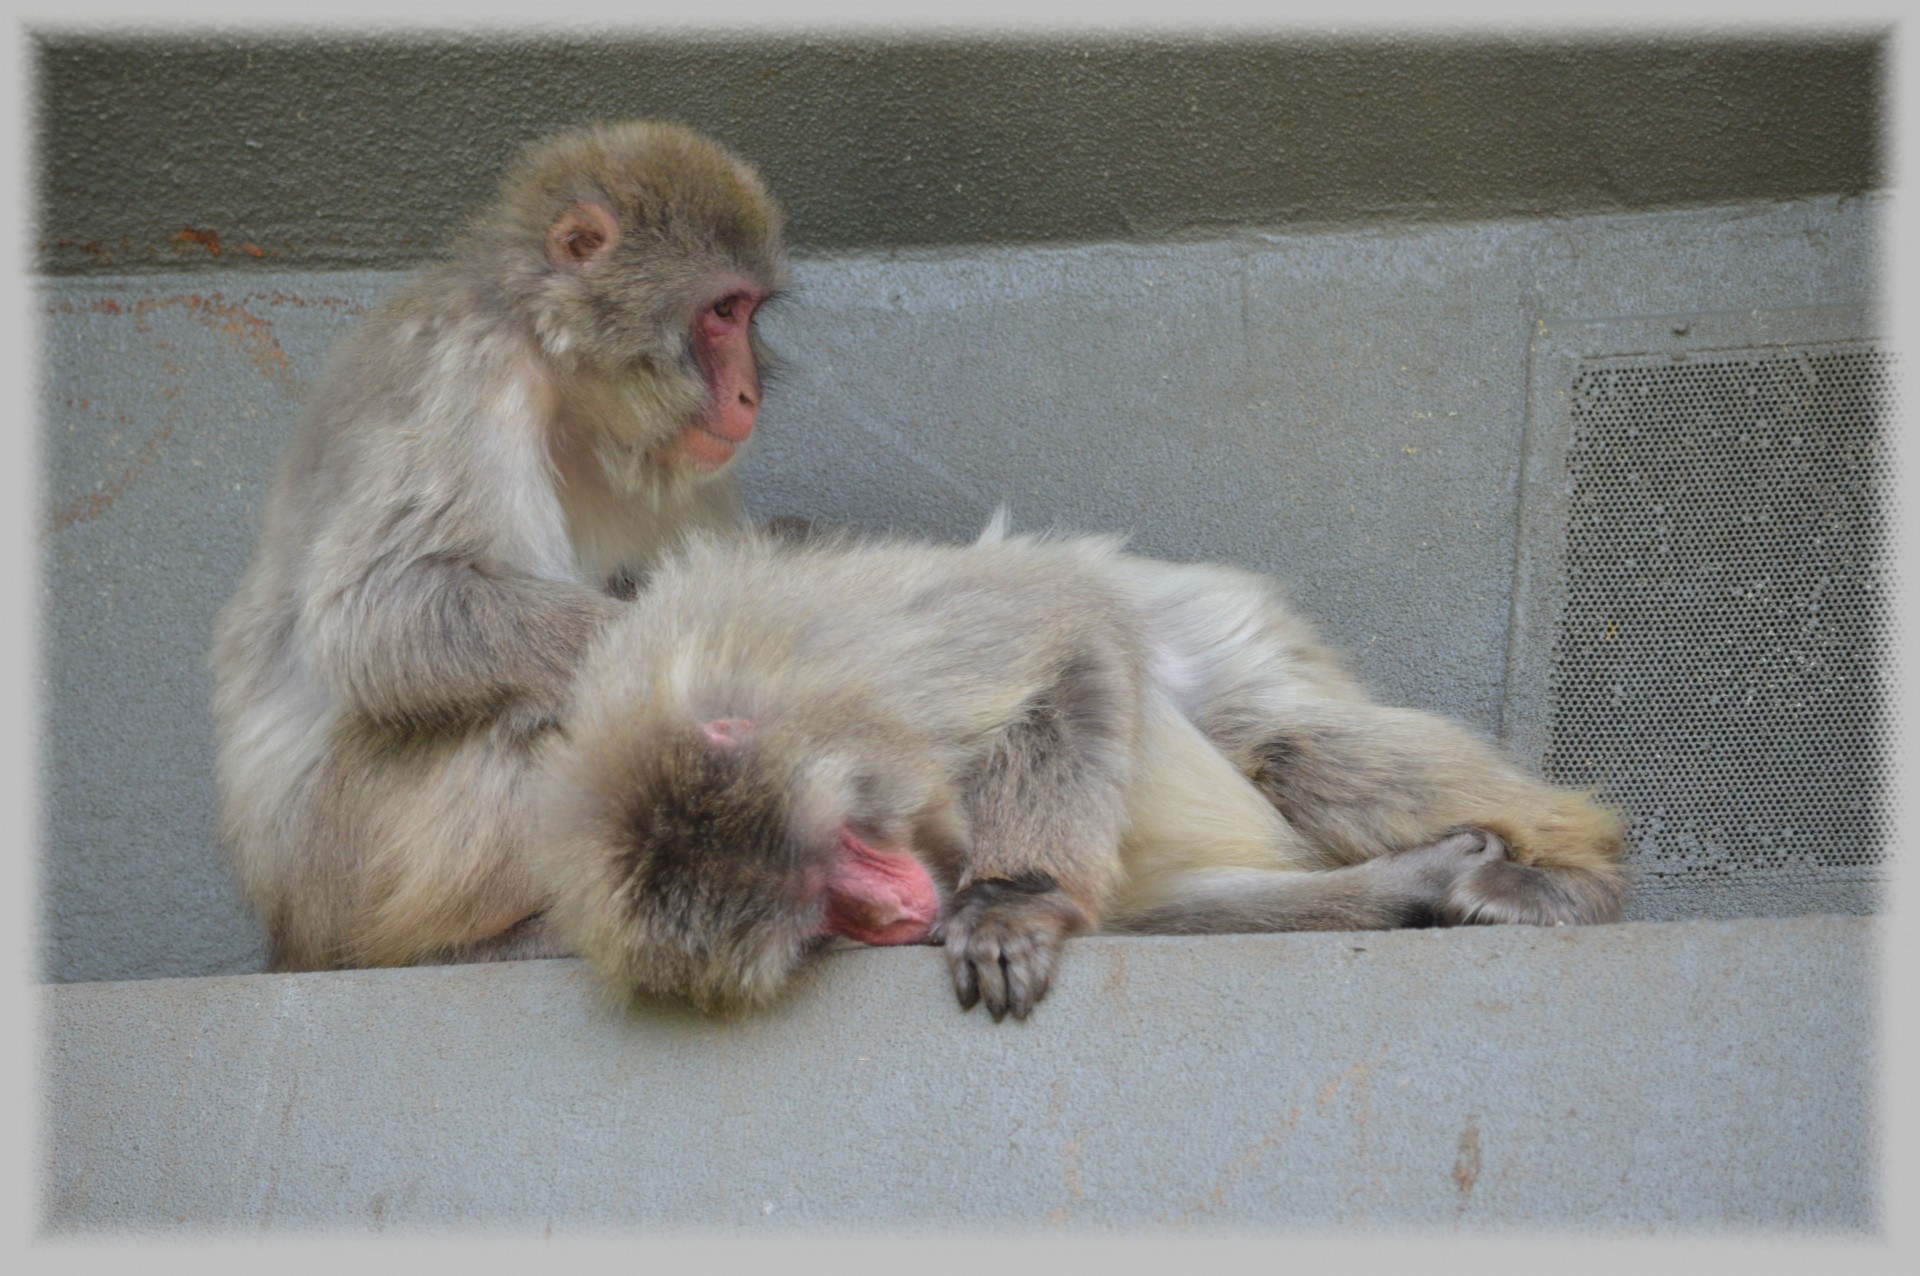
<box><xmin>946</xmin><ymin>925</ymin><xmax>1053</xmax><ymax>1021</ymax></box>
<box><xmin>971</xmin><ymin>942</ymin><xmax>1011</xmax><ymax>1021</ymax></box>
<box><xmin>1392</xmin><ymin>826</ymin><xmax>1509</xmax><ymax>897</ymax></box>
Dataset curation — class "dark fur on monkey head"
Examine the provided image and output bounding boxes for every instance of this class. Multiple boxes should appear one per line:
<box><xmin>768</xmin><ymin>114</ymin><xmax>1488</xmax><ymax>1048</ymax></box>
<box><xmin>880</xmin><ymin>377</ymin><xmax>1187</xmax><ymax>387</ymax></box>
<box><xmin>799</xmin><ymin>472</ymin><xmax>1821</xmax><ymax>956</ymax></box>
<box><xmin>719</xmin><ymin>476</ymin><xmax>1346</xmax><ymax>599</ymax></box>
<box><xmin>548</xmin><ymin>688</ymin><xmax>964</xmax><ymax>1012</ymax></box>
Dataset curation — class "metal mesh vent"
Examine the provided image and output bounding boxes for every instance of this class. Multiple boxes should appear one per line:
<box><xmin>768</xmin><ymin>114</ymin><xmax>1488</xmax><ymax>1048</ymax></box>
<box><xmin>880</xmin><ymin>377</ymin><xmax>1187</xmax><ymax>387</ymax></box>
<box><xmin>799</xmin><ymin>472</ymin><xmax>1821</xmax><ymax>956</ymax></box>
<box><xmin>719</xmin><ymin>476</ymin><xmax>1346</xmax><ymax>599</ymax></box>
<box><xmin>1543</xmin><ymin>343</ymin><xmax>1896</xmax><ymax>883</ymax></box>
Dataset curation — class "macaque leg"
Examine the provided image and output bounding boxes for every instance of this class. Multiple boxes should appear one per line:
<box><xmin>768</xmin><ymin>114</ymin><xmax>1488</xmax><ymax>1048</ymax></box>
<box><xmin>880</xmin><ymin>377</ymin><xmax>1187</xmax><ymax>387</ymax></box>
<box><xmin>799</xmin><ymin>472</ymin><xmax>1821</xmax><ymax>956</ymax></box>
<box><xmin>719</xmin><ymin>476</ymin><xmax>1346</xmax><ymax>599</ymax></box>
<box><xmin>943</xmin><ymin>641</ymin><xmax>1140</xmax><ymax>1022</ymax></box>
<box><xmin>1226</xmin><ymin>700</ymin><xmax>1628</xmax><ymax>925</ymax></box>
<box><xmin>1106</xmin><ymin>828</ymin><xmax>1509</xmax><ymax>933</ymax></box>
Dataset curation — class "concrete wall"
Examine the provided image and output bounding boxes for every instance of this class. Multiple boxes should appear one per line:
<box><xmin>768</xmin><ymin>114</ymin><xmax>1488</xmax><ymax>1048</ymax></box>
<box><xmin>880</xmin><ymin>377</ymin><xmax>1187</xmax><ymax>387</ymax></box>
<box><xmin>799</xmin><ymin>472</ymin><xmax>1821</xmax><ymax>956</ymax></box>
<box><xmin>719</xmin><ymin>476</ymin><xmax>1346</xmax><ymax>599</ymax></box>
<box><xmin>33</xmin><ymin>33</ymin><xmax>1884</xmax><ymax>272</ymax></box>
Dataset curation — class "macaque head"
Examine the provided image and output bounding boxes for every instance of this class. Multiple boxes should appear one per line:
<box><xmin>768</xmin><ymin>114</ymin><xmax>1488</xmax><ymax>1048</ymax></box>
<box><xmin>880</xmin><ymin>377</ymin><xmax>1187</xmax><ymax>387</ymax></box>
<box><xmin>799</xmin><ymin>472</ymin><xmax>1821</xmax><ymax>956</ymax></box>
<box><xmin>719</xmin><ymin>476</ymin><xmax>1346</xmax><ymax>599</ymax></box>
<box><xmin>541</xmin><ymin>705</ymin><xmax>964</xmax><ymax>1012</ymax></box>
<box><xmin>478</xmin><ymin>120</ymin><xmax>790</xmax><ymax>476</ymax></box>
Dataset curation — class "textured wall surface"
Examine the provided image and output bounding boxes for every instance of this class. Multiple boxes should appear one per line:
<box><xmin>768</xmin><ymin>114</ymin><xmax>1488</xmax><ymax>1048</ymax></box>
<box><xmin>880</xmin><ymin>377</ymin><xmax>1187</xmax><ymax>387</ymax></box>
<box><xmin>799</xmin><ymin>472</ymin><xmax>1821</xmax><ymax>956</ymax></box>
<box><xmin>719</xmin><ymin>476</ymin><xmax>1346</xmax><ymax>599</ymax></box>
<box><xmin>42</xmin><ymin>917</ymin><xmax>1877</xmax><ymax>1234</ymax></box>
<box><xmin>36</xmin><ymin>196</ymin><xmax>1878</xmax><ymax>984</ymax></box>
<box><xmin>32</xmin><ymin>33</ymin><xmax>1884</xmax><ymax>274</ymax></box>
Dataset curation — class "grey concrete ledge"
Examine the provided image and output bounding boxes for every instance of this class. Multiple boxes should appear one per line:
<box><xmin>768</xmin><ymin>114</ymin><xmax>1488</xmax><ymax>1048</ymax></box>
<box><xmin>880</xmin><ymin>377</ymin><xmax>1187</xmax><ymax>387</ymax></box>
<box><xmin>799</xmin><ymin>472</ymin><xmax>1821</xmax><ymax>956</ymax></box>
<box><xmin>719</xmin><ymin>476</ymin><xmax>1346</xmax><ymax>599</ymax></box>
<box><xmin>44</xmin><ymin>916</ymin><xmax>1877</xmax><ymax>1236</ymax></box>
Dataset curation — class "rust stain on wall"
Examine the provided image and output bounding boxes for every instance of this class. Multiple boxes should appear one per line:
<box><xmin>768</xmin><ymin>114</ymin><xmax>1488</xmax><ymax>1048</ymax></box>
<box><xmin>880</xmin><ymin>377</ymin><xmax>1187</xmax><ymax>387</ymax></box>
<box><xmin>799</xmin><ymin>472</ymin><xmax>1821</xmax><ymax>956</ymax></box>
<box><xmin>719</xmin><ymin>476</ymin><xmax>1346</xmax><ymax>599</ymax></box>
<box><xmin>161</xmin><ymin>295</ymin><xmax>295</xmax><ymax>390</ymax></box>
<box><xmin>40</xmin><ymin>288</ymin><xmax>371</xmax><ymax>536</ymax></box>
<box><xmin>1043</xmin><ymin>1134</ymin><xmax>1087</xmax><ymax>1227</ymax></box>
<box><xmin>171</xmin><ymin>226</ymin><xmax>224</xmax><ymax>258</ymax></box>
<box><xmin>43</xmin><ymin>420</ymin><xmax>176</xmax><ymax>538</ymax></box>
<box><xmin>1317</xmin><ymin>1059</ymin><xmax>1373</xmax><ymax>1108</ymax></box>
<box><xmin>1453</xmin><ymin>1112</ymin><xmax>1482</xmax><ymax>1197</ymax></box>
<box><xmin>44</xmin><ymin>290</ymin><xmax>370</xmax><ymax>395</ymax></box>
<box><xmin>42</xmin><ymin>233</ymin><xmax>293</xmax><ymax>268</ymax></box>
<box><xmin>46</xmin><ymin>237</ymin><xmax>118</xmax><ymax>266</ymax></box>
<box><xmin>43</xmin><ymin>298</ymin><xmax>118</xmax><ymax>317</ymax></box>
<box><xmin>1167</xmin><ymin>1107</ymin><xmax>1302</xmax><ymax>1227</ymax></box>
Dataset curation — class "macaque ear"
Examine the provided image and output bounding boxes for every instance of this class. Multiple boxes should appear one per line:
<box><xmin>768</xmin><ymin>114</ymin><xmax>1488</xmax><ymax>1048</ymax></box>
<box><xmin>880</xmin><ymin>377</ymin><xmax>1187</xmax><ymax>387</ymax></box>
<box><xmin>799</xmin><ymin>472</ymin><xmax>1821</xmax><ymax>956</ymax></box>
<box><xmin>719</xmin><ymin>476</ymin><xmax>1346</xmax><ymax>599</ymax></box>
<box><xmin>702</xmin><ymin>717</ymin><xmax>755</xmax><ymax>749</ymax></box>
<box><xmin>545</xmin><ymin>199</ymin><xmax>620</xmax><ymax>271</ymax></box>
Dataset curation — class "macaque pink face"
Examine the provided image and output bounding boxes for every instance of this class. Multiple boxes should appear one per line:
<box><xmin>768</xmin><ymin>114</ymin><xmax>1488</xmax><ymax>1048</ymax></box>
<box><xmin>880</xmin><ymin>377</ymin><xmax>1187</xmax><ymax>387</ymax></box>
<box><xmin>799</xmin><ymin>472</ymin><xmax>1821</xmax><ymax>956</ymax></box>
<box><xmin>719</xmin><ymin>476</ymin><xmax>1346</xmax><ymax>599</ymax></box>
<box><xmin>676</xmin><ymin>289</ymin><xmax>766</xmax><ymax>471</ymax></box>
<box><xmin>542</xmin><ymin>202</ymin><xmax>768</xmax><ymax>474</ymax></box>
<box><xmin>821</xmin><ymin>829</ymin><xmax>941</xmax><ymax>947</ymax></box>
<box><xmin>697</xmin><ymin>717</ymin><xmax>940</xmax><ymax>947</ymax></box>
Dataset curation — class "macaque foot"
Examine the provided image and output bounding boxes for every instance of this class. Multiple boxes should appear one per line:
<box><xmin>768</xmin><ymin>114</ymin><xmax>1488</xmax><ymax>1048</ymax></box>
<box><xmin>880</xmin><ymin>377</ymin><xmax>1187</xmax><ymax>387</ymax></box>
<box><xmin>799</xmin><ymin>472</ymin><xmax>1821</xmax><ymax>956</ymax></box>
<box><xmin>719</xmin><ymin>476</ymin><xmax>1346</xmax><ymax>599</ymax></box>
<box><xmin>1392</xmin><ymin>826</ymin><xmax>1510</xmax><ymax>904</ymax></box>
<box><xmin>940</xmin><ymin>876</ymin><xmax>1086</xmax><ymax>1021</ymax></box>
<box><xmin>1436</xmin><ymin>831</ymin><xmax>1607</xmax><ymax>926</ymax></box>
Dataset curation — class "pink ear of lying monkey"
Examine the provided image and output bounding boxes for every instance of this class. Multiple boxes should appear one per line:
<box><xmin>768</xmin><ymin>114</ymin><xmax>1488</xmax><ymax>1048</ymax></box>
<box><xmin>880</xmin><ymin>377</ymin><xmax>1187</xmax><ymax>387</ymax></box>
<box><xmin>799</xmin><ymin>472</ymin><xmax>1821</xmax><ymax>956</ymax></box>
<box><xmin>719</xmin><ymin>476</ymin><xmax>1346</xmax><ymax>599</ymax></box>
<box><xmin>822</xmin><ymin>830</ymin><xmax>941</xmax><ymax>946</ymax></box>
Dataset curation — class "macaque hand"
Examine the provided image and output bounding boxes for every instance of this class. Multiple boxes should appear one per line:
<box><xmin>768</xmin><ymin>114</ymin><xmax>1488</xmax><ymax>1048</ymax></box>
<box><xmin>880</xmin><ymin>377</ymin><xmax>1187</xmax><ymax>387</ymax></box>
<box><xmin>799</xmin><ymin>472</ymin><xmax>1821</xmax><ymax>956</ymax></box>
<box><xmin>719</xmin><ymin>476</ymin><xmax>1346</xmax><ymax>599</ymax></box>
<box><xmin>940</xmin><ymin>876</ymin><xmax>1086</xmax><ymax>1021</ymax></box>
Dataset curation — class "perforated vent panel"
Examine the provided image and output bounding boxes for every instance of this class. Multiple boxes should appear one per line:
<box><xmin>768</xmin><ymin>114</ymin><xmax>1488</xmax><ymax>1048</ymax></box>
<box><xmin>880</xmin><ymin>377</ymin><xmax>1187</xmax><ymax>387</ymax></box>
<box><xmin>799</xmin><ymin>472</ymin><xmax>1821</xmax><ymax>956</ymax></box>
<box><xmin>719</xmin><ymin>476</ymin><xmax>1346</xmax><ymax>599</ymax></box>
<box><xmin>1542</xmin><ymin>343</ymin><xmax>1895</xmax><ymax>888</ymax></box>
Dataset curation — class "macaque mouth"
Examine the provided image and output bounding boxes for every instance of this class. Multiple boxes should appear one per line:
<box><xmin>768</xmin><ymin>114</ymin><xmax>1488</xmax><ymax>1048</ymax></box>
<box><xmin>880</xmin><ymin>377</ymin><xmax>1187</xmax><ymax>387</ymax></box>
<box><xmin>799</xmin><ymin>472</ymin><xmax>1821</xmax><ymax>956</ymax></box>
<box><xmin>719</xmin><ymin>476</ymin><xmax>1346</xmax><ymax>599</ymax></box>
<box><xmin>820</xmin><ymin>829</ymin><xmax>940</xmax><ymax>947</ymax></box>
<box><xmin>680</xmin><ymin>294</ymin><xmax>763</xmax><ymax>472</ymax></box>
<box><xmin>693</xmin><ymin>413</ymin><xmax>754</xmax><ymax>445</ymax></box>
<box><xmin>679</xmin><ymin>416</ymin><xmax>752</xmax><ymax>470</ymax></box>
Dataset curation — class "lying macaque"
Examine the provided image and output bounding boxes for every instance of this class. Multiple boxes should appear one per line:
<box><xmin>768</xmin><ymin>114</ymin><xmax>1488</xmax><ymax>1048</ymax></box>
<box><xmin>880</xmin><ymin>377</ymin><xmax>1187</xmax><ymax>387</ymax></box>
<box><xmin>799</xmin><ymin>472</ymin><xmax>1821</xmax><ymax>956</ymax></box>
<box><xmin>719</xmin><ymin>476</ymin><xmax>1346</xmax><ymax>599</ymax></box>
<box><xmin>538</xmin><ymin>526</ymin><xmax>1626</xmax><ymax>1020</ymax></box>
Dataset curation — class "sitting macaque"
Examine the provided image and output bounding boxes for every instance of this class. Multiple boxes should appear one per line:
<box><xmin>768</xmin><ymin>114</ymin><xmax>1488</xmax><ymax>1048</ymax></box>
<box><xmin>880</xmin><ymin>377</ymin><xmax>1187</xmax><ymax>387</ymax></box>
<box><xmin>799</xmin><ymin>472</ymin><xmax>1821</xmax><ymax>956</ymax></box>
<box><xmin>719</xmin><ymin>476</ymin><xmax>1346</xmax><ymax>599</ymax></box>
<box><xmin>210</xmin><ymin>121</ymin><xmax>790</xmax><ymax>970</ymax></box>
<box><xmin>536</xmin><ymin>525</ymin><xmax>1626</xmax><ymax>1021</ymax></box>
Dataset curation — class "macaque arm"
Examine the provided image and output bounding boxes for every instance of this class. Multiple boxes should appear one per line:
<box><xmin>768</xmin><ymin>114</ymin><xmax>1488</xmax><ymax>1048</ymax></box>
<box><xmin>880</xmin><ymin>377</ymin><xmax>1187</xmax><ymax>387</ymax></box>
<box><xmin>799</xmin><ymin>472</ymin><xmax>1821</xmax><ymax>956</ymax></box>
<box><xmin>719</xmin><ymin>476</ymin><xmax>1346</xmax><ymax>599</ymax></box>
<box><xmin>313</xmin><ymin>553</ymin><xmax>622</xmax><ymax>727</ymax></box>
<box><xmin>303</xmin><ymin>360</ymin><xmax>623</xmax><ymax>727</ymax></box>
<box><xmin>943</xmin><ymin>638</ymin><xmax>1139</xmax><ymax>1021</ymax></box>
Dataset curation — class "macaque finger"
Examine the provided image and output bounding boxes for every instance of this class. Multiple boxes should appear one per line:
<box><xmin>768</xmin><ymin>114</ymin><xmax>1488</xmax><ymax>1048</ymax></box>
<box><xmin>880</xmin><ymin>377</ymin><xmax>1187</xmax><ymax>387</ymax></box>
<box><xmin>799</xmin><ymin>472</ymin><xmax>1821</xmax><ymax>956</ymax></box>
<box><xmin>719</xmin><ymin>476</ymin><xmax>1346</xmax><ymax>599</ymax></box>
<box><xmin>976</xmin><ymin>949</ymin><xmax>1011</xmax><ymax>1022</ymax></box>
<box><xmin>948</xmin><ymin>941</ymin><xmax>982</xmax><ymax>1011</ymax></box>
<box><xmin>1002</xmin><ymin>952</ymin><xmax>1034</xmax><ymax>1021</ymax></box>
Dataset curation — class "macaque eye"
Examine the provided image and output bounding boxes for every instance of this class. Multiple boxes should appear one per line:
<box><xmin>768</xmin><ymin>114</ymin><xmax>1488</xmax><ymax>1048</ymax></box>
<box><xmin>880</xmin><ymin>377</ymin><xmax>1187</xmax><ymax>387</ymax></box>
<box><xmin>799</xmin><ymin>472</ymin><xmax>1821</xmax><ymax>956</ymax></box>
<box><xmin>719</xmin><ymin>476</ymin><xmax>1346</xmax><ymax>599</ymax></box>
<box><xmin>712</xmin><ymin>296</ymin><xmax>736</xmax><ymax>320</ymax></box>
